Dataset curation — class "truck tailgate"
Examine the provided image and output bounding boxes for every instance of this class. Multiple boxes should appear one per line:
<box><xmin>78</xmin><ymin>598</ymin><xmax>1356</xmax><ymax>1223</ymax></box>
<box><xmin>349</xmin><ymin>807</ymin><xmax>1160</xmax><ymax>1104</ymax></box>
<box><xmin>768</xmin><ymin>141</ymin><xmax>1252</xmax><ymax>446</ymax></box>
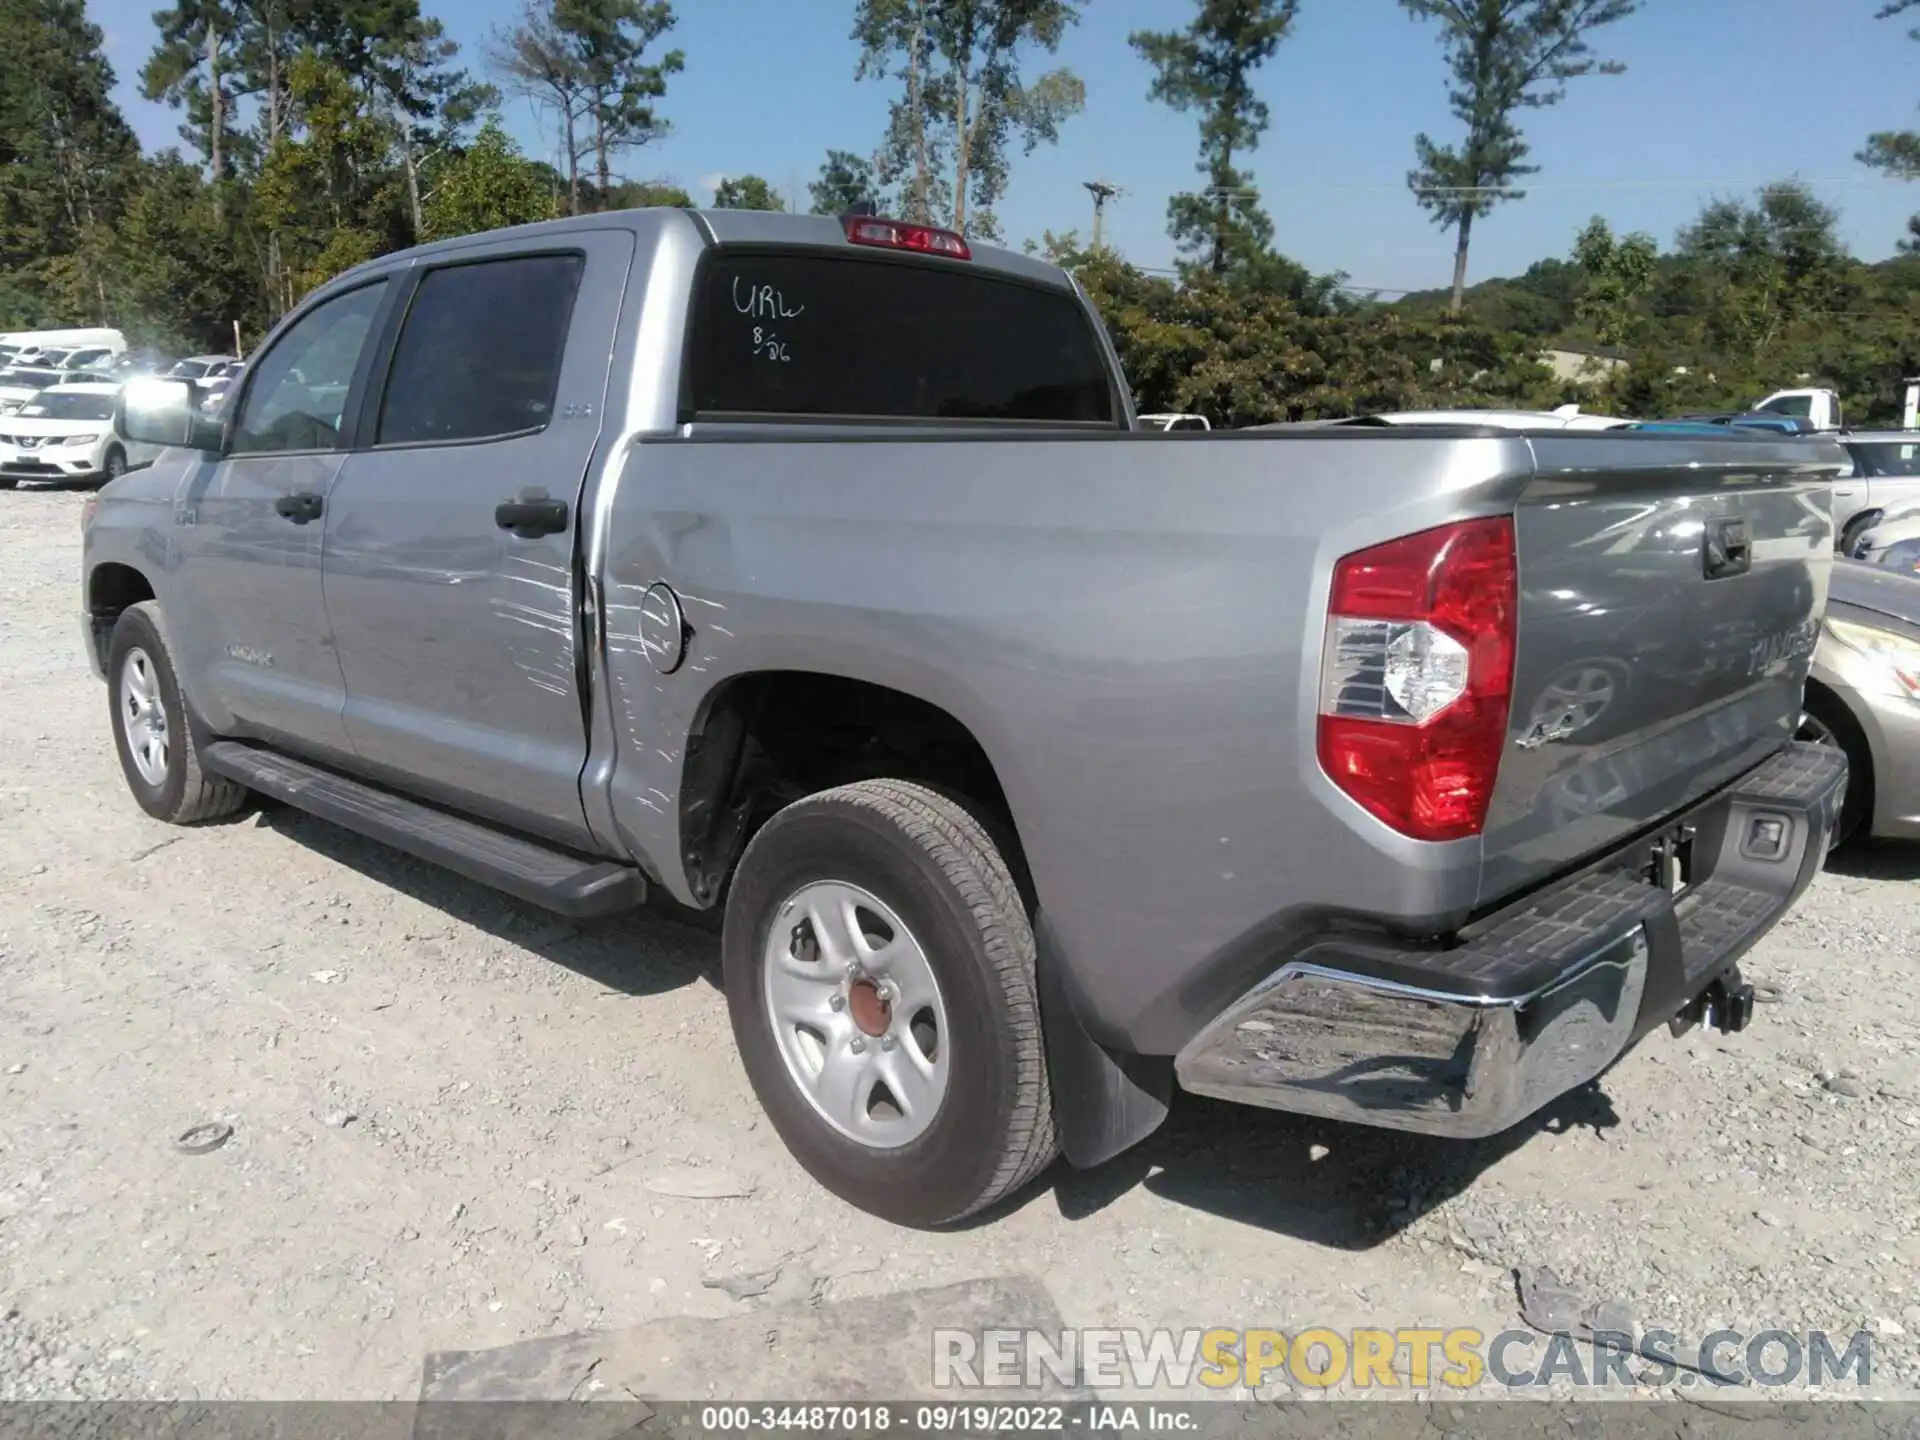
<box><xmin>1479</xmin><ymin>436</ymin><xmax>1840</xmax><ymax>905</ymax></box>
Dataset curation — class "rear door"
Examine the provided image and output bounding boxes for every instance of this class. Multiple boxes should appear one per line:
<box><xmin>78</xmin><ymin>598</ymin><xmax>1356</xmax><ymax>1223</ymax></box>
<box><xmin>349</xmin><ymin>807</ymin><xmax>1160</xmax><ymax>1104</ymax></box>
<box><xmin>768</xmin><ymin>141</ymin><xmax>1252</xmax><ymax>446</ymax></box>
<box><xmin>1479</xmin><ymin>435</ymin><xmax>1839</xmax><ymax>901</ymax></box>
<box><xmin>321</xmin><ymin>233</ymin><xmax>634</xmax><ymax>851</ymax></box>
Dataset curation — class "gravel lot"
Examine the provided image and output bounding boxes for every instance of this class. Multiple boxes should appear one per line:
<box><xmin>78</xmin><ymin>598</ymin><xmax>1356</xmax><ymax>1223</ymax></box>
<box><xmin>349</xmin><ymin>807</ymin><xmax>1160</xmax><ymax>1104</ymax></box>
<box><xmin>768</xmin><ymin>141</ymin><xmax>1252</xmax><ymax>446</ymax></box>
<box><xmin>3</xmin><ymin>484</ymin><xmax>1918</xmax><ymax>1402</ymax></box>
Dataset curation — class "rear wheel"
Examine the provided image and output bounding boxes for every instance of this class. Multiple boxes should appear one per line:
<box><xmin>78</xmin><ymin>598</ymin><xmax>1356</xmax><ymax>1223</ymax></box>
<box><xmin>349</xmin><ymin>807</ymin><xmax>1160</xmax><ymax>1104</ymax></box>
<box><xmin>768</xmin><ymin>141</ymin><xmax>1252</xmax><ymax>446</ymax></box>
<box><xmin>1797</xmin><ymin>689</ymin><xmax>1872</xmax><ymax>846</ymax></box>
<box><xmin>722</xmin><ymin>780</ymin><xmax>1058</xmax><ymax>1227</ymax></box>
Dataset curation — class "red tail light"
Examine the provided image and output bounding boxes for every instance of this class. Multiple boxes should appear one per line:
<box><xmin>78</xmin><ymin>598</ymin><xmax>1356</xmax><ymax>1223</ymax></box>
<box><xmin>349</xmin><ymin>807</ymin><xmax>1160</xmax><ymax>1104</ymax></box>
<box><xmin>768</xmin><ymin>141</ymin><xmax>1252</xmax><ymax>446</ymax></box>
<box><xmin>841</xmin><ymin>214</ymin><xmax>971</xmax><ymax>261</ymax></box>
<box><xmin>1317</xmin><ymin>517</ymin><xmax>1516</xmax><ymax>842</ymax></box>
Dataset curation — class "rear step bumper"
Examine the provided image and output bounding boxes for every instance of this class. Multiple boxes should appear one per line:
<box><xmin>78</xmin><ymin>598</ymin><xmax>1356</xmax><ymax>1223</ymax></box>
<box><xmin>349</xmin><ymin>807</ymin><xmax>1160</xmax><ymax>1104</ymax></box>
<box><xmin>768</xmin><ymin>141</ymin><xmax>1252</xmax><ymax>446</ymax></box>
<box><xmin>1174</xmin><ymin>741</ymin><xmax>1847</xmax><ymax>1138</ymax></box>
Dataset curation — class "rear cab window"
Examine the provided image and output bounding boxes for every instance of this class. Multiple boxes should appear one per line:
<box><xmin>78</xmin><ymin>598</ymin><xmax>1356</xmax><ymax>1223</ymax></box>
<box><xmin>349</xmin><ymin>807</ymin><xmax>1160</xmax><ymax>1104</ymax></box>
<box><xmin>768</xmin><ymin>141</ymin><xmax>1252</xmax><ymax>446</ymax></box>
<box><xmin>685</xmin><ymin>250</ymin><xmax>1119</xmax><ymax>425</ymax></box>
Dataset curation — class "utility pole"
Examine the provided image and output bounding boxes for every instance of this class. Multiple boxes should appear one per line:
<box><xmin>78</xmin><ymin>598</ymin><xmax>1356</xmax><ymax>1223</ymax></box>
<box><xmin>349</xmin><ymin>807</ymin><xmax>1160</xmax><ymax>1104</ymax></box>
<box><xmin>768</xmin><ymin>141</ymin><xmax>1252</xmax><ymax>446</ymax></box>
<box><xmin>1083</xmin><ymin>180</ymin><xmax>1120</xmax><ymax>251</ymax></box>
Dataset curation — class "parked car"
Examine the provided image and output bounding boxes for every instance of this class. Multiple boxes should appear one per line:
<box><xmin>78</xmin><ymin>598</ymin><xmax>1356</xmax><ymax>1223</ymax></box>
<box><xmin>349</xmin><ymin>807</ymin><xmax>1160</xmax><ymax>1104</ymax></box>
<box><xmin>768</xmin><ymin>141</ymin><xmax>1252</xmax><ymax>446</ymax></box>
<box><xmin>0</xmin><ymin>382</ymin><xmax>156</xmax><ymax>489</ymax></box>
<box><xmin>0</xmin><ymin>326</ymin><xmax>126</xmax><ymax>359</ymax></box>
<box><xmin>0</xmin><ymin>366</ymin><xmax>73</xmax><ymax>415</ymax></box>
<box><xmin>1798</xmin><ymin>559</ymin><xmax>1920</xmax><ymax>844</ymax></box>
<box><xmin>1852</xmin><ymin>504</ymin><xmax>1920</xmax><ymax>575</ymax></box>
<box><xmin>1832</xmin><ymin>431</ymin><xmax>1920</xmax><ymax>557</ymax></box>
<box><xmin>91</xmin><ymin>207</ymin><xmax>1847</xmax><ymax>1227</ymax></box>
<box><xmin>166</xmin><ymin>354</ymin><xmax>240</xmax><ymax>381</ymax></box>
<box><xmin>1301</xmin><ymin>406</ymin><xmax>1633</xmax><ymax>431</ymax></box>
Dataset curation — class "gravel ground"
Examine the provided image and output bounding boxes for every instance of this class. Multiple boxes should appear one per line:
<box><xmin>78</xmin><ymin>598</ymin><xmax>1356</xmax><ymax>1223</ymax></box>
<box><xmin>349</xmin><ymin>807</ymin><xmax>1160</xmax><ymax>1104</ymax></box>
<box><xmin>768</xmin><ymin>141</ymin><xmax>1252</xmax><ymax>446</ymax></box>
<box><xmin>3</xmin><ymin>484</ymin><xmax>1918</xmax><ymax>1402</ymax></box>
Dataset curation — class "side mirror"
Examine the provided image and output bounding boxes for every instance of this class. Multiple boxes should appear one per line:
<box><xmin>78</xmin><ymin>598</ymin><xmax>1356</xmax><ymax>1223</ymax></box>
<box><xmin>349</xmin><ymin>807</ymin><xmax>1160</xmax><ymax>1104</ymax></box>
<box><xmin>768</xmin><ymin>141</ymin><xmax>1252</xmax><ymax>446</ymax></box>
<box><xmin>118</xmin><ymin>376</ymin><xmax>224</xmax><ymax>452</ymax></box>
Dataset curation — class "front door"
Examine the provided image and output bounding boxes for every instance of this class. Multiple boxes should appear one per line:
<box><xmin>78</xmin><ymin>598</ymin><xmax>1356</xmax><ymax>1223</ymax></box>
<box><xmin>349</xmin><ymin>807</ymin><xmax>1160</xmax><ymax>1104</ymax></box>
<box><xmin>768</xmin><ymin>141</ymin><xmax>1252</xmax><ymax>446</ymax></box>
<box><xmin>168</xmin><ymin>279</ymin><xmax>394</xmax><ymax>760</ymax></box>
<box><xmin>321</xmin><ymin>235</ymin><xmax>634</xmax><ymax>850</ymax></box>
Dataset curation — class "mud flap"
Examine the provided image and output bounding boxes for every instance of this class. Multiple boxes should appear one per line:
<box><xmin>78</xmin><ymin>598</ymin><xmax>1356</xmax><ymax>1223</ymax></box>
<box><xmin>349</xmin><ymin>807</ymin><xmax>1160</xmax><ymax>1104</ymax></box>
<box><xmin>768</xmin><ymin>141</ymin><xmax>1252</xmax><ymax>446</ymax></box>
<box><xmin>1035</xmin><ymin>913</ymin><xmax>1172</xmax><ymax>1169</ymax></box>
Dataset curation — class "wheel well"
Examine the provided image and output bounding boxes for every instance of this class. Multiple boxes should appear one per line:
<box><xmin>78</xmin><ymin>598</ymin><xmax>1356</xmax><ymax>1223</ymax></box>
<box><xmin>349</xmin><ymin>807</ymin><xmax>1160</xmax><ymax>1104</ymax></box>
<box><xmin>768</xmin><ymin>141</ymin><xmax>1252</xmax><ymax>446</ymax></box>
<box><xmin>86</xmin><ymin>564</ymin><xmax>155</xmax><ymax>668</ymax></box>
<box><xmin>1839</xmin><ymin>508</ymin><xmax>1882</xmax><ymax>556</ymax></box>
<box><xmin>677</xmin><ymin>672</ymin><xmax>1026</xmax><ymax>909</ymax></box>
<box><xmin>1802</xmin><ymin>679</ymin><xmax>1875</xmax><ymax>822</ymax></box>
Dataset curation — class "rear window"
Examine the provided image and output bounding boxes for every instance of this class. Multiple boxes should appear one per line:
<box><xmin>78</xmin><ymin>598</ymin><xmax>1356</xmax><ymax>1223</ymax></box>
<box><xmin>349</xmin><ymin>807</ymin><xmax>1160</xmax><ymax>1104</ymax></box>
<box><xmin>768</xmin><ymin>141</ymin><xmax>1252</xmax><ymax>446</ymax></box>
<box><xmin>686</xmin><ymin>251</ymin><xmax>1116</xmax><ymax>424</ymax></box>
<box><xmin>1848</xmin><ymin>441</ymin><xmax>1920</xmax><ymax>477</ymax></box>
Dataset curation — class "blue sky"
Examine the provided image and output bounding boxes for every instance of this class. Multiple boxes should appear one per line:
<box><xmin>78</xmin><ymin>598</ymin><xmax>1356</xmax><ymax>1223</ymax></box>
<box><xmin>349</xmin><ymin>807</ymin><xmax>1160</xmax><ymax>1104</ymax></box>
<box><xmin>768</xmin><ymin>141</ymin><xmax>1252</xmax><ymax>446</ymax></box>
<box><xmin>89</xmin><ymin>0</ymin><xmax>1920</xmax><ymax>293</ymax></box>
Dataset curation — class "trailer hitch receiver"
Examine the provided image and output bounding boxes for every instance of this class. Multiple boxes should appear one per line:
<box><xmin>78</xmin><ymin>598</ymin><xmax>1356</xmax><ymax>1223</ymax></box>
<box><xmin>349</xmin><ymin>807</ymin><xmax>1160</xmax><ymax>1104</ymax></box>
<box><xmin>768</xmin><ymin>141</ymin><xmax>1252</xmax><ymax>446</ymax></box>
<box><xmin>1670</xmin><ymin>967</ymin><xmax>1756</xmax><ymax>1038</ymax></box>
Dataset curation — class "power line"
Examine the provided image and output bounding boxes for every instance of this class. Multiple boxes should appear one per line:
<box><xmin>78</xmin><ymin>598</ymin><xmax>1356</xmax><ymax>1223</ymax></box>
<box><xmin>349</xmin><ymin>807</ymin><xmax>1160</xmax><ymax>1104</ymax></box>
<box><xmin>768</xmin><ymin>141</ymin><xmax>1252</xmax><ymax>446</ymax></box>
<box><xmin>1211</xmin><ymin>174</ymin><xmax>1920</xmax><ymax>196</ymax></box>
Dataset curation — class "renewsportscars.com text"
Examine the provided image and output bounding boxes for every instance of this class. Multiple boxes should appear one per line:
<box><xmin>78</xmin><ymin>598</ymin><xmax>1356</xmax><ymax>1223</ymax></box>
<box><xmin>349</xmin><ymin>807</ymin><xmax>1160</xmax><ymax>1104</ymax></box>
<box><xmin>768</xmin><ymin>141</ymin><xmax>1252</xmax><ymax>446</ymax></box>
<box><xmin>932</xmin><ymin>1327</ymin><xmax>1875</xmax><ymax>1392</ymax></box>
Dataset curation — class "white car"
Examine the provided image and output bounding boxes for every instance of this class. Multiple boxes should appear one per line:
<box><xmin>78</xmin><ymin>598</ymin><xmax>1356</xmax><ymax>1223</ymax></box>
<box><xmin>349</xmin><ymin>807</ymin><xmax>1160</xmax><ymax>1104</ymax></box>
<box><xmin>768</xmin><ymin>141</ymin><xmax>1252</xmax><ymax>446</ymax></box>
<box><xmin>1360</xmin><ymin>406</ymin><xmax>1633</xmax><ymax>431</ymax></box>
<box><xmin>0</xmin><ymin>382</ymin><xmax>157</xmax><ymax>490</ymax></box>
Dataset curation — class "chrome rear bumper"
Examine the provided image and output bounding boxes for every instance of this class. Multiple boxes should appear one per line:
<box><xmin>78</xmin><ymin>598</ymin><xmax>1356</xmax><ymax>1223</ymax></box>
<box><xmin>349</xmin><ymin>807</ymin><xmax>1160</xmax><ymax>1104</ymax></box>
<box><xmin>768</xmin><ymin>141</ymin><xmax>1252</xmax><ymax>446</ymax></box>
<box><xmin>1174</xmin><ymin>742</ymin><xmax>1847</xmax><ymax>1138</ymax></box>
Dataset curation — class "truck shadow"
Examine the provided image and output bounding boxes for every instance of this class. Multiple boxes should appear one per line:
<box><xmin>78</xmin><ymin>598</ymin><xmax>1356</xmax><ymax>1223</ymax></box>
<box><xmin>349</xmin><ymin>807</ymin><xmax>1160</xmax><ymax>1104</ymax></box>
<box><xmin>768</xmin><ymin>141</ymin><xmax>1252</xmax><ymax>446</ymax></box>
<box><xmin>1031</xmin><ymin>1082</ymin><xmax>1620</xmax><ymax>1250</ymax></box>
<box><xmin>257</xmin><ymin>805</ymin><xmax>723</xmax><ymax>997</ymax></box>
<box><xmin>258</xmin><ymin>799</ymin><xmax>1618</xmax><ymax>1250</ymax></box>
<box><xmin>1824</xmin><ymin>837</ymin><xmax>1920</xmax><ymax>881</ymax></box>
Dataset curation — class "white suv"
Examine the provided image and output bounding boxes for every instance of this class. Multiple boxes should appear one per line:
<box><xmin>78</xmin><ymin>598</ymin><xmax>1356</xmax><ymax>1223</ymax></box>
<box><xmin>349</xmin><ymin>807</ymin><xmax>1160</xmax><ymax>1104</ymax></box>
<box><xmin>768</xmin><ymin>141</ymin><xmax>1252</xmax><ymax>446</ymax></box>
<box><xmin>0</xmin><ymin>382</ymin><xmax>159</xmax><ymax>489</ymax></box>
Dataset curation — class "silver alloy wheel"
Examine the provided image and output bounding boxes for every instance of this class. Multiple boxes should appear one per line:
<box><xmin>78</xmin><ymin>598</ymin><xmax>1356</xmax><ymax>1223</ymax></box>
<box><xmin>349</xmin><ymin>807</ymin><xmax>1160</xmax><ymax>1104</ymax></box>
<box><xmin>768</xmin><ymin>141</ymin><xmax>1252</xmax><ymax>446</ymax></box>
<box><xmin>763</xmin><ymin>880</ymin><xmax>950</xmax><ymax>1149</ymax></box>
<box><xmin>119</xmin><ymin>646</ymin><xmax>171</xmax><ymax>787</ymax></box>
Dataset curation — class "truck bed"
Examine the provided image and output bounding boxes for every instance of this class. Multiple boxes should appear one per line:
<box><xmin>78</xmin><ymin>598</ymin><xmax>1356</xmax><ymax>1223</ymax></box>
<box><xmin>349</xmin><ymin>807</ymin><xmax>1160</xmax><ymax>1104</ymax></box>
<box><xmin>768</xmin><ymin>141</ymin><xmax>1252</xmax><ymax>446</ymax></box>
<box><xmin>587</xmin><ymin>426</ymin><xmax>1844</xmax><ymax>1055</ymax></box>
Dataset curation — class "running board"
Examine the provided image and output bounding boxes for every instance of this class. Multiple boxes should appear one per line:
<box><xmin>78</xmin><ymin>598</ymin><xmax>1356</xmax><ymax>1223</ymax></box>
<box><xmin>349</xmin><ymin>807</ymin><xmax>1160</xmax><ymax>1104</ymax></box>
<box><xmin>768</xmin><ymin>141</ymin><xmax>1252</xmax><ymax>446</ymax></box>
<box><xmin>201</xmin><ymin>742</ymin><xmax>647</xmax><ymax>918</ymax></box>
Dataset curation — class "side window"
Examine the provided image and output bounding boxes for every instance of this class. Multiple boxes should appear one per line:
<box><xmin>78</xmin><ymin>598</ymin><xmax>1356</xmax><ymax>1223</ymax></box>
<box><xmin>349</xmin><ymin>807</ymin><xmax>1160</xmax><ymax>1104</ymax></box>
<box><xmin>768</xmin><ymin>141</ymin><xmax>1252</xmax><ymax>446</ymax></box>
<box><xmin>376</xmin><ymin>254</ymin><xmax>584</xmax><ymax>447</ymax></box>
<box><xmin>1758</xmin><ymin>393</ymin><xmax>1813</xmax><ymax>419</ymax></box>
<box><xmin>231</xmin><ymin>282</ymin><xmax>388</xmax><ymax>456</ymax></box>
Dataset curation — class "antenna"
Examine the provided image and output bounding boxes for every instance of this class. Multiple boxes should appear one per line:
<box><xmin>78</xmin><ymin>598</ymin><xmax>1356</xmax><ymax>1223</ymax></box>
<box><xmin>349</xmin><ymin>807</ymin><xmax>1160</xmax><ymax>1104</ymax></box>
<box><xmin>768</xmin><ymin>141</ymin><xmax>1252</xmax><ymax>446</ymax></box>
<box><xmin>1083</xmin><ymin>180</ymin><xmax>1123</xmax><ymax>251</ymax></box>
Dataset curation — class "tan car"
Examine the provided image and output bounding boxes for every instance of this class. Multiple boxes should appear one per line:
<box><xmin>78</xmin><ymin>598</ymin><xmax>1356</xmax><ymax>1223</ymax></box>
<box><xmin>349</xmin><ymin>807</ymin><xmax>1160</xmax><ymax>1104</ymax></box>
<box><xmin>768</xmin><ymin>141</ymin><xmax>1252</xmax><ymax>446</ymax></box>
<box><xmin>1799</xmin><ymin>559</ymin><xmax>1920</xmax><ymax>844</ymax></box>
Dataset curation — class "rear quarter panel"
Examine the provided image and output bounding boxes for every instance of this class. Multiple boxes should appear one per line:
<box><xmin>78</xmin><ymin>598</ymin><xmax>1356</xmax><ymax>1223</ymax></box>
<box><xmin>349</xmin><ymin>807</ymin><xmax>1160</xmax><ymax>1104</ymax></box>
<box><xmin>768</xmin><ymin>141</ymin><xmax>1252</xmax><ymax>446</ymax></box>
<box><xmin>596</xmin><ymin>430</ymin><xmax>1537</xmax><ymax>1053</ymax></box>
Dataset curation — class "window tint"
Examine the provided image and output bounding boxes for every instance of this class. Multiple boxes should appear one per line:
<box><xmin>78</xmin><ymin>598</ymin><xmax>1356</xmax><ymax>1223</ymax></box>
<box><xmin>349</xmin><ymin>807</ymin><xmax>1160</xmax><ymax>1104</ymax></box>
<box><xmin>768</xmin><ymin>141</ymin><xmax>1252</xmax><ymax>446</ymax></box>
<box><xmin>377</xmin><ymin>255</ymin><xmax>583</xmax><ymax>446</ymax></box>
<box><xmin>688</xmin><ymin>252</ymin><xmax>1116</xmax><ymax>423</ymax></box>
<box><xmin>1757</xmin><ymin>393</ymin><xmax>1814</xmax><ymax>419</ymax></box>
<box><xmin>1849</xmin><ymin>442</ymin><xmax>1920</xmax><ymax>477</ymax></box>
<box><xmin>232</xmin><ymin>283</ymin><xmax>387</xmax><ymax>456</ymax></box>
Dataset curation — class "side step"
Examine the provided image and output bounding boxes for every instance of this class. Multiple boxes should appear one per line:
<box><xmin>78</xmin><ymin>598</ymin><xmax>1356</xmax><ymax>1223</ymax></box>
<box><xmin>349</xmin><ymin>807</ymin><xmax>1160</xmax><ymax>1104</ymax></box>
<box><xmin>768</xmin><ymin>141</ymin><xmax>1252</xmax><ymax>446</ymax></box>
<box><xmin>202</xmin><ymin>742</ymin><xmax>647</xmax><ymax>918</ymax></box>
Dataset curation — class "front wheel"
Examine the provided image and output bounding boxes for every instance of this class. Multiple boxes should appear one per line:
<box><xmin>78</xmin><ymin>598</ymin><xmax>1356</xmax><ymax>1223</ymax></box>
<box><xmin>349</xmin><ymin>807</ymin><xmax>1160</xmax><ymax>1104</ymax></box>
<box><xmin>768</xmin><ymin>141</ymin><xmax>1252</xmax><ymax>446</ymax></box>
<box><xmin>107</xmin><ymin>602</ymin><xmax>247</xmax><ymax>825</ymax></box>
<box><xmin>99</xmin><ymin>446</ymin><xmax>127</xmax><ymax>486</ymax></box>
<box><xmin>1839</xmin><ymin>510</ymin><xmax>1882</xmax><ymax>560</ymax></box>
<box><xmin>722</xmin><ymin>780</ymin><xmax>1058</xmax><ymax>1227</ymax></box>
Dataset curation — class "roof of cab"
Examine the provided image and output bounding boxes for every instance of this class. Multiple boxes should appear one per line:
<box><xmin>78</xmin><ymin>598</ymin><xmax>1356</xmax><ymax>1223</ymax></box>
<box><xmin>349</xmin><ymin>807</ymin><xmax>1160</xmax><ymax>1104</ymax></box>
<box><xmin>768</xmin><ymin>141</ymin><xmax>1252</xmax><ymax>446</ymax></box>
<box><xmin>326</xmin><ymin>206</ymin><xmax>1075</xmax><ymax>293</ymax></box>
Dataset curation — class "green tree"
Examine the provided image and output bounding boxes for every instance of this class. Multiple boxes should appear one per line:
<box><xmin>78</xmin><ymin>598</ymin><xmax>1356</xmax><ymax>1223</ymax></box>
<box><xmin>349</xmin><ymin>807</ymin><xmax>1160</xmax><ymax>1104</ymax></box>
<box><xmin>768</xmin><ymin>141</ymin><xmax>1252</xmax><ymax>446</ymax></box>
<box><xmin>1673</xmin><ymin>181</ymin><xmax>1850</xmax><ymax>364</ymax></box>
<box><xmin>809</xmin><ymin>149</ymin><xmax>879</xmax><ymax>214</ymax></box>
<box><xmin>556</xmin><ymin>0</ymin><xmax>683</xmax><ymax>205</ymax></box>
<box><xmin>711</xmin><ymin>174</ymin><xmax>785</xmax><ymax>210</ymax></box>
<box><xmin>854</xmin><ymin>0</ymin><xmax>1085</xmax><ymax>239</ymax></box>
<box><xmin>1400</xmin><ymin>0</ymin><xmax>1641</xmax><ymax>314</ymax></box>
<box><xmin>617</xmin><ymin>179</ymin><xmax>692</xmax><ymax>206</ymax></box>
<box><xmin>1860</xmin><ymin>1</ymin><xmax>1920</xmax><ymax>247</ymax></box>
<box><xmin>365</xmin><ymin>12</ymin><xmax>498</xmax><ymax>239</ymax></box>
<box><xmin>1570</xmin><ymin>215</ymin><xmax>1657</xmax><ymax>349</ymax></box>
<box><xmin>105</xmin><ymin>155</ymin><xmax>258</xmax><ymax>349</ymax></box>
<box><xmin>488</xmin><ymin>0</ymin><xmax>594</xmax><ymax>213</ymax></box>
<box><xmin>1130</xmin><ymin>1</ymin><xmax>1298</xmax><ymax>280</ymax></box>
<box><xmin>255</xmin><ymin>49</ymin><xmax>402</xmax><ymax>300</ymax></box>
<box><xmin>420</xmin><ymin>118</ymin><xmax>554</xmax><ymax>239</ymax></box>
<box><xmin>0</xmin><ymin>0</ymin><xmax>140</xmax><ymax>325</ymax></box>
<box><xmin>141</xmin><ymin>0</ymin><xmax>241</xmax><ymax>184</ymax></box>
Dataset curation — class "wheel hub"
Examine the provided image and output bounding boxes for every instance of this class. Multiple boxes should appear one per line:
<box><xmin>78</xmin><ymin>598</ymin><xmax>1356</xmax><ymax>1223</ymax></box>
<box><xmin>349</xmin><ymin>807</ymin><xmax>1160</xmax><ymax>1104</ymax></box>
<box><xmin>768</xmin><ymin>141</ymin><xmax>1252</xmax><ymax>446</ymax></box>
<box><xmin>847</xmin><ymin>976</ymin><xmax>891</xmax><ymax>1037</ymax></box>
<box><xmin>763</xmin><ymin>880</ymin><xmax>949</xmax><ymax>1150</ymax></box>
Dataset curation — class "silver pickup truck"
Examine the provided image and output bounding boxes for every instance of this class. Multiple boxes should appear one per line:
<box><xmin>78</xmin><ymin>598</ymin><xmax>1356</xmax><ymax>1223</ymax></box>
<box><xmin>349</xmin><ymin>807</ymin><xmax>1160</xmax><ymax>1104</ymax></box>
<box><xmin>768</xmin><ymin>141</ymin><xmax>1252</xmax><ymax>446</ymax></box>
<box><xmin>85</xmin><ymin>208</ymin><xmax>1848</xmax><ymax>1227</ymax></box>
